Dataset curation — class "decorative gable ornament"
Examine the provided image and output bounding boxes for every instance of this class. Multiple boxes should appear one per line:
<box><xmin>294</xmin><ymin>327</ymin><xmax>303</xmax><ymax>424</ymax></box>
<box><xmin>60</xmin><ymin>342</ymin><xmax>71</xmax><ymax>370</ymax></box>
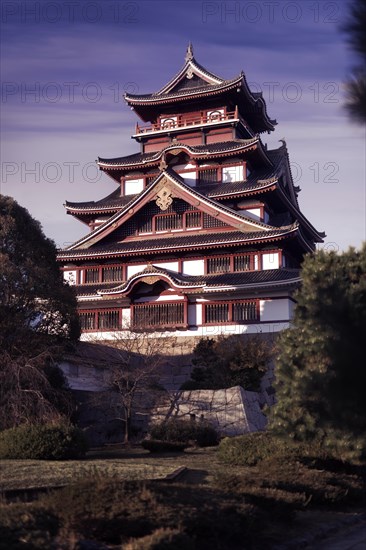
<box><xmin>156</xmin><ymin>186</ymin><xmax>173</xmax><ymax>211</ymax></box>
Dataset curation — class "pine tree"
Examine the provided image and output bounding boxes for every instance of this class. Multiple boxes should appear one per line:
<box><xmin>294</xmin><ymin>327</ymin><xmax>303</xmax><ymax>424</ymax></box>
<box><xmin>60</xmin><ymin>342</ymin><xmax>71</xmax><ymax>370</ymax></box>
<box><xmin>270</xmin><ymin>245</ymin><xmax>366</xmax><ymax>459</ymax></box>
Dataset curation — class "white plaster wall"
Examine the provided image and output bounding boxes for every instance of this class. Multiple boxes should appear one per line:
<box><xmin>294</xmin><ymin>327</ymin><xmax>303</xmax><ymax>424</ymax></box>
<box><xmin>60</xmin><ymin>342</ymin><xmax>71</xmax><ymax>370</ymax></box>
<box><xmin>153</xmin><ymin>261</ymin><xmax>179</xmax><ymax>272</ymax></box>
<box><xmin>127</xmin><ymin>264</ymin><xmax>147</xmax><ymax>278</ymax></box>
<box><xmin>125</xmin><ymin>178</ymin><xmax>144</xmax><ymax>195</ymax></box>
<box><xmin>63</xmin><ymin>270</ymin><xmax>77</xmax><ymax>285</ymax></box>
<box><xmin>175</xmin><ymin>163</ymin><xmax>196</xmax><ymax>170</ymax></box>
<box><xmin>79</xmin><ymin>321</ymin><xmax>290</xmax><ymax>341</ymax></box>
<box><xmin>254</xmin><ymin>255</ymin><xmax>259</xmax><ymax>270</ymax></box>
<box><xmin>134</xmin><ymin>295</ymin><xmax>184</xmax><ymax>303</ymax></box>
<box><xmin>260</xmin><ymin>299</ymin><xmax>290</xmax><ymax>322</ymax></box>
<box><xmin>223</xmin><ymin>165</ymin><xmax>244</xmax><ymax>183</ymax></box>
<box><xmin>262</xmin><ymin>252</ymin><xmax>279</xmax><ymax>270</ymax></box>
<box><xmin>244</xmin><ymin>208</ymin><xmax>261</xmax><ymax>220</ymax></box>
<box><xmin>182</xmin><ymin>259</ymin><xmax>205</xmax><ymax>275</ymax></box>
<box><xmin>182</xmin><ymin>171</ymin><xmax>196</xmax><ymax>186</ymax></box>
<box><xmin>122</xmin><ymin>308</ymin><xmax>131</xmax><ymax>326</ymax></box>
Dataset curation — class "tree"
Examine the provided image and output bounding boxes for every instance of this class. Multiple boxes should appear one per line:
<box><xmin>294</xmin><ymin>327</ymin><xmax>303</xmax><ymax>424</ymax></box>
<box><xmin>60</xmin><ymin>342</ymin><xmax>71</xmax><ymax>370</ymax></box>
<box><xmin>181</xmin><ymin>335</ymin><xmax>273</xmax><ymax>392</ymax></box>
<box><xmin>95</xmin><ymin>329</ymin><xmax>175</xmax><ymax>443</ymax></box>
<box><xmin>0</xmin><ymin>195</ymin><xmax>80</xmax><ymax>349</ymax></box>
<box><xmin>342</xmin><ymin>0</ymin><xmax>366</xmax><ymax>124</ymax></box>
<box><xmin>0</xmin><ymin>196</ymin><xmax>80</xmax><ymax>428</ymax></box>
<box><xmin>270</xmin><ymin>245</ymin><xmax>366</xmax><ymax>458</ymax></box>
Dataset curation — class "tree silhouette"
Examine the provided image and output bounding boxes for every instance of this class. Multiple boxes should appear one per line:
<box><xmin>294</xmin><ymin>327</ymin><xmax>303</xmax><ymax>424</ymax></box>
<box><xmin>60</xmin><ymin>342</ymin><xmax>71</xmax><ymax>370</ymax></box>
<box><xmin>343</xmin><ymin>0</ymin><xmax>366</xmax><ymax>123</ymax></box>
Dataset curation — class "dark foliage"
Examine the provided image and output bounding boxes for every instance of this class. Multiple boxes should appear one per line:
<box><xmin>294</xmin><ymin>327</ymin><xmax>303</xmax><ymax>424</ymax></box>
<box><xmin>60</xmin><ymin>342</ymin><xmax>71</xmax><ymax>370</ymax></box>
<box><xmin>181</xmin><ymin>335</ymin><xmax>272</xmax><ymax>392</ymax></box>
<box><xmin>0</xmin><ymin>423</ymin><xmax>88</xmax><ymax>460</ymax></box>
<box><xmin>270</xmin><ymin>245</ymin><xmax>366</xmax><ymax>460</ymax></box>
<box><xmin>141</xmin><ymin>439</ymin><xmax>188</xmax><ymax>453</ymax></box>
<box><xmin>0</xmin><ymin>195</ymin><xmax>80</xmax><ymax>347</ymax></box>
<box><xmin>342</xmin><ymin>0</ymin><xmax>366</xmax><ymax>123</ymax></box>
<box><xmin>149</xmin><ymin>418</ymin><xmax>219</xmax><ymax>447</ymax></box>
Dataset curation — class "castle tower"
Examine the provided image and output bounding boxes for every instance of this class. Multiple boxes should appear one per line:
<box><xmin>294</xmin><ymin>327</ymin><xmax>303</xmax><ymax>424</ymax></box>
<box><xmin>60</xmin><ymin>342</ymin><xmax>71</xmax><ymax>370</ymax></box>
<box><xmin>58</xmin><ymin>46</ymin><xmax>324</xmax><ymax>338</ymax></box>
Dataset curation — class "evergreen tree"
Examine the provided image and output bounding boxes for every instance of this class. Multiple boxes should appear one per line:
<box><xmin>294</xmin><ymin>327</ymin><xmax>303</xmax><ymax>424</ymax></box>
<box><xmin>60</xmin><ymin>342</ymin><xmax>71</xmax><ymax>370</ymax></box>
<box><xmin>182</xmin><ymin>335</ymin><xmax>272</xmax><ymax>392</ymax></box>
<box><xmin>270</xmin><ymin>245</ymin><xmax>366</xmax><ymax>458</ymax></box>
<box><xmin>0</xmin><ymin>195</ymin><xmax>80</xmax><ymax>348</ymax></box>
<box><xmin>343</xmin><ymin>0</ymin><xmax>366</xmax><ymax>123</ymax></box>
<box><xmin>0</xmin><ymin>196</ymin><xmax>80</xmax><ymax>428</ymax></box>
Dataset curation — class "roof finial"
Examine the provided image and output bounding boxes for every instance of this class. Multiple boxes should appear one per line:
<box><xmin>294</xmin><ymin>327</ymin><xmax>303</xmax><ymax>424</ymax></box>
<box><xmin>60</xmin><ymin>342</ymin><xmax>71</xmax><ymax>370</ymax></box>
<box><xmin>185</xmin><ymin>42</ymin><xmax>194</xmax><ymax>62</ymax></box>
<box><xmin>279</xmin><ymin>138</ymin><xmax>287</xmax><ymax>148</ymax></box>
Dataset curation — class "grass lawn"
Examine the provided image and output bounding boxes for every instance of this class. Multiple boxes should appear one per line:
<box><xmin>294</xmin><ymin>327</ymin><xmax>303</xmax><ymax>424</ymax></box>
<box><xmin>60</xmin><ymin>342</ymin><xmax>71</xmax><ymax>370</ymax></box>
<box><xmin>0</xmin><ymin>446</ymin><xmax>222</xmax><ymax>491</ymax></box>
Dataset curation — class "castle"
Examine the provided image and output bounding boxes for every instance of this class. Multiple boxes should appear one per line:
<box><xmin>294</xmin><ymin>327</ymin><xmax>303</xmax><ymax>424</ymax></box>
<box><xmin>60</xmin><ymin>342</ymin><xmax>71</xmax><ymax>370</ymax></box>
<box><xmin>57</xmin><ymin>45</ymin><xmax>324</xmax><ymax>340</ymax></box>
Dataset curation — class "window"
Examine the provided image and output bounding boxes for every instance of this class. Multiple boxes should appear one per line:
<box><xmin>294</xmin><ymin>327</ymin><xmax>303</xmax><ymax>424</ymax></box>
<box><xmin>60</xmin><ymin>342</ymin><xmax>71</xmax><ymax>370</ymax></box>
<box><xmin>97</xmin><ymin>310</ymin><xmax>120</xmax><ymax>330</ymax></box>
<box><xmin>205</xmin><ymin>303</ymin><xmax>229</xmax><ymax>323</ymax></box>
<box><xmin>207</xmin><ymin>256</ymin><xmax>231</xmax><ymax>274</ymax></box>
<box><xmin>80</xmin><ymin>312</ymin><xmax>96</xmax><ymax>330</ymax></box>
<box><xmin>198</xmin><ymin>168</ymin><xmax>218</xmax><ymax>184</ymax></box>
<box><xmin>186</xmin><ymin>211</ymin><xmax>202</xmax><ymax>228</ymax></box>
<box><xmin>232</xmin><ymin>301</ymin><xmax>257</xmax><ymax>322</ymax></box>
<box><xmin>102</xmin><ymin>266</ymin><xmax>123</xmax><ymax>282</ymax></box>
<box><xmin>203</xmin><ymin>300</ymin><xmax>259</xmax><ymax>324</ymax></box>
<box><xmin>132</xmin><ymin>302</ymin><xmax>185</xmax><ymax>328</ymax></box>
<box><xmin>84</xmin><ymin>268</ymin><xmax>99</xmax><ymax>284</ymax></box>
<box><xmin>155</xmin><ymin>214</ymin><xmax>182</xmax><ymax>231</ymax></box>
<box><xmin>234</xmin><ymin>254</ymin><xmax>252</xmax><ymax>272</ymax></box>
<box><xmin>222</xmin><ymin>165</ymin><xmax>244</xmax><ymax>183</ymax></box>
<box><xmin>79</xmin><ymin>309</ymin><xmax>120</xmax><ymax>331</ymax></box>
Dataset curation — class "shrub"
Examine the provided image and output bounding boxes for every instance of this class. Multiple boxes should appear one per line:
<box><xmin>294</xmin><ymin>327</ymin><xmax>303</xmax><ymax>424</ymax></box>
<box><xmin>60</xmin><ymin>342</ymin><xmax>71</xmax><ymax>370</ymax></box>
<box><xmin>0</xmin><ymin>423</ymin><xmax>88</xmax><ymax>460</ymax></box>
<box><xmin>194</xmin><ymin>424</ymin><xmax>220</xmax><ymax>447</ymax></box>
<box><xmin>150</xmin><ymin>419</ymin><xmax>197</xmax><ymax>443</ymax></box>
<box><xmin>149</xmin><ymin>419</ymin><xmax>219</xmax><ymax>447</ymax></box>
<box><xmin>0</xmin><ymin>503</ymin><xmax>59</xmax><ymax>550</ymax></box>
<box><xmin>218</xmin><ymin>432</ymin><xmax>297</xmax><ymax>466</ymax></box>
<box><xmin>141</xmin><ymin>440</ymin><xmax>187</xmax><ymax>453</ymax></box>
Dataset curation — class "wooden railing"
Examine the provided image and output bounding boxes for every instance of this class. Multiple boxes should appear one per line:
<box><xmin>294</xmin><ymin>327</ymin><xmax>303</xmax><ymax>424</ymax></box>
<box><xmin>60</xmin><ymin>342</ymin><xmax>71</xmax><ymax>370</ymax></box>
<box><xmin>135</xmin><ymin>108</ymin><xmax>239</xmax><ymax>135</ymax></box>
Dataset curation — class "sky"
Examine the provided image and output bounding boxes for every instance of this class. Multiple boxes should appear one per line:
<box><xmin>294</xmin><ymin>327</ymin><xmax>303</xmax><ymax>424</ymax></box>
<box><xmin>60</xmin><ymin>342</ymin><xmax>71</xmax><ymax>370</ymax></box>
<box><xmin>1</xmin><ymin>0</ymin><xmax>365</xmax><ymax>252</ymax></box>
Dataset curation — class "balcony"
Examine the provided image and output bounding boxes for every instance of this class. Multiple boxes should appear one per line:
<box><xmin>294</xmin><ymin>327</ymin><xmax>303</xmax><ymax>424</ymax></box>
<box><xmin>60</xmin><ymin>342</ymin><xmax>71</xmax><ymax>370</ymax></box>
<box><xmin>133</xmin><ymin>108</ymin><xmax>251</xmax><ymax>138</ymax></box>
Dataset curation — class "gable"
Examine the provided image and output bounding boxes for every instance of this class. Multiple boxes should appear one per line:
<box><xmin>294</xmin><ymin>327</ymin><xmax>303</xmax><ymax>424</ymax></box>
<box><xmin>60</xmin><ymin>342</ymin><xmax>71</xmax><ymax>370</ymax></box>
<box><xmin>167</xmin><ymin>73</ymin><xmax>211</xmax><ymax>94</ymax></box>
<box><xmin>69</xmin><ymin>170</ymin><xmax>271</xmax><ymax>251</ymax></box>
<box><xmin>97</xmin><ymin>198</ymin><xmax>230</xmax><ymax>246</ymax></box>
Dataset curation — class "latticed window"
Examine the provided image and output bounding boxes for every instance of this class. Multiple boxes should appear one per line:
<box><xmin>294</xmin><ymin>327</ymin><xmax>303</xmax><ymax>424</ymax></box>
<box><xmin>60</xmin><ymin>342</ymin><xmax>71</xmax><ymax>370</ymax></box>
<box><xmin>132</xmin><ymin>302</ymin><xmax>185</xmax><ymax>328</ymax></box>
<box><xmin>198</xmin><ymin>168</ymin><xmax>217</xmax><ymax>184</ymax></box>
<box><xmin>155</xmin><ymin>214</ymin><xmax>182</xmax><ymax>231</ymax></box>
<box><xmin>186</xmin><ymin>211</ymin><xmax>202</xmax><ymax>228</ymax></box>
<box><xmin>79</xmin><ymin>312</ymin><xmax>96</xmax><ymax>330</ymax></box>
<box><xmin>97</xmin><ymin>310</ymin><xmax>120</xmax><ymax>330</ymax></box>
<box><xmin>102</xmin><ymin>266</ymin><xmax>123</xmax><ymax>282</ymax></box>
<box><xmin>207</xmin><ymin>256</ymin><xmax>231</xmax><ymax>274</ymax></box>
<box><xmin>203</xmin><ymin>213</ymin><xmax>227</xmax><ymax>229</ymax></box>
<box><xmin>232</xmin><ymin>301</ymin><xmax>258</xmax><ymax>322</ymax></box>
<box><xmin>84</xmin><ymin>268</ymin><xmax>99</xmax><ymax>284</ymax></box>
<box><xmin>205</xmin><ymin>303</ymin><xmax>229</xmax><ymax>323</ymax></box>
<box><xmin>204</xmin><ymin>301</ymin><xmax>259</xmax><ymax>324</ymax></box>
<box><xmin>138</xmin><ymin>217</ymin><xmax>153</xmax><ymax>233</ymax></box>
<box><xmin>234</xmin><ymin>254</ymin><xmax>252</xmax><ymax>272</ymax></box>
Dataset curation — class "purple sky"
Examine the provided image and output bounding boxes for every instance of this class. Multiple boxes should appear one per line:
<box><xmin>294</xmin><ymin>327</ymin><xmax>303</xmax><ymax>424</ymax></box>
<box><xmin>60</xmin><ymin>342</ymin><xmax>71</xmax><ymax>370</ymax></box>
<box><xmin>1</xmin><ymin>0</ymin><xmax>365</xmax><ymax>252</ymax></box>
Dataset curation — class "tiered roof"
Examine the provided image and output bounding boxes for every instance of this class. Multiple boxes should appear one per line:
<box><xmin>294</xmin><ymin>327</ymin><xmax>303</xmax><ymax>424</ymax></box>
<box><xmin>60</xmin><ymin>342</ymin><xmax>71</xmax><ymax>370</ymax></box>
<box><xmin>124</xmin><ymin>44</ymin><xmax>276</xmax><ymax>133</ymax></box>
<box><xmin>74</xmin><ymin>266</ymin><xmax>301</xmax><ymax>298</ymax></box>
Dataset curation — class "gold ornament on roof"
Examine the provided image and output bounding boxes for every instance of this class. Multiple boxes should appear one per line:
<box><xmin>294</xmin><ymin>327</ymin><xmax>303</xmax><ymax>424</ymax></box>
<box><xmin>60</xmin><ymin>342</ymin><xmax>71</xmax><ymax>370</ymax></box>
<box><xmin>156</xmin><ymin>186</ymin><xmax>173</xmax><ymax>211</ymax></box>
<box><xmin>186</xmin><ymin>66</ymin><xmax>194</xmax><ymax>79</ymax></box>
<box><xmin>185</xmin><ymin>42</ymin><xmax>194</xmax><ymax>62</ymax></box>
